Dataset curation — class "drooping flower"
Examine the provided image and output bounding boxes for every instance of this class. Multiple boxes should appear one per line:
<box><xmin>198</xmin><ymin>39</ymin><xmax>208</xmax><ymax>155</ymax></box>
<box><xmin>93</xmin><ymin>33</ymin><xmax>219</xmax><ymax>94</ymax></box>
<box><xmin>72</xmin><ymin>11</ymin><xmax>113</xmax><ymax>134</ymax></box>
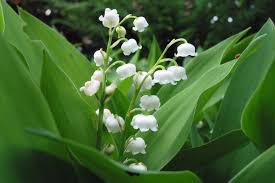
<box><xmin>125</xmin><ymin>137</ymin><xmax>146</xmax><ymax>155</ymax></box>
<box><xmin>93</xmin><ymin>50</ymin><xmax>112</xmax><ymax>66</ymax></box>
<box><xmin>104</xmin><ymin>115</ymin><xmax>125</xmax><ymax>133</ymax></box>
<box><xmin>167</xmin><ymin>66</ymin><xmax>187</xmax><ymax>82</ymax></box>
<box><xmin>153</xmin><ymin>70</ymin><xmax>175</xmax><ymax>85</ymax></box>
<box><xmin>116</xmin><ymin>63</ymin><xmax>136</xmax><ymax>80</ymax></box>
<box><xmin>131</xmin><ymin>114</ymin><xmax>158</xmax><ymax>132</ymax></box>
<box><xmin>99</xmin><ymin>8</ymin><xmax>119</xmax><ymax>28</ymax></box>
<box><xmin>128</xmin><ymin>162</ymin><xmax>147</xmax><ymax>171</ymax></box>
<box><xmin>175</xmin><ymin>43</ymin><xmax>197</xmax><ymax>57</ymax></box>
<box><xmin>91</xmin><ymin>70</ymin><xmax>104</xmax><ymax>82</ymax></box>
<box><xmin>133</xmin><ymin>72</ymin><xmax>154</xmax><ymax>90</ymax></box>
<box><xmin>103</xmin><ymin>144</ymin><xmax>115</xmax><ymax>155</ymax></box>
<box><xmin>121</xmin><ymin>39</ymin><xmax>142</xmax><ymax>56</ymax></box>
<box><xmin>96</xmin><ymin>108</ymin><xmax>113</xmax><ymax>121</ymax></box>
<box><xmin>132</xmin><ymin>17</ymin><xmax>149</xmax><ymax>32</ymax></box>
<box><xmin>105</xmin><ymin>82</ymin><xmax>117</xmax><ymax>95</ymax></box>
<box><xmin>80</xmin><ymin>80</ymin><xmax>100</xmax><ymax>96</ymax></box>
<box><xmin>140</xmin><ymin>95</ymin><xmax>160</xmax><ymax>111</ymax></box>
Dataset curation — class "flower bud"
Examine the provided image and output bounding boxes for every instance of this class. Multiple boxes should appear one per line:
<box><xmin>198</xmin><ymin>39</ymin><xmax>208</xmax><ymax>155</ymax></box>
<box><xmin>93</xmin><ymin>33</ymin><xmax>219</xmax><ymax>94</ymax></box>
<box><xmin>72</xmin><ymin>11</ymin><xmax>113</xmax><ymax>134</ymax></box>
<box><xmin>125</xmin><ymin>137</ymin><xmax>146</xmax><ymax>155</ymax></box>
<box><xmin>153</xmin><ymin>70</ymin><xmax>175</xmax><ymax>85</ymax></box>
<box><xmin>175</xmin><ymin>43</ymin><xmax>197</xmax><ymax>57</ymax></box>
<box><xmin>91</xmin><ymin>70</ymin><xmax>104</xmax><ymax>82</ymax></box>
<box><xmin>103</xmin><ymin>144</ymin><xmax>115</xmax><ymax>155</ymax></box>
<box><xmin>116</xmin><ymin>63</ymin><xmax>136</xmax><ymax>80</ymax></box>
<box><xmin>99</xmin><ymin>8</ymin><xmax>120</xmax><ymax>28</ymax></box>
<box><xmin>105</xmin><ymin>82</ymin><xmax>117</xmax><ymax>95</ymax></box>
<box><xmin>140</xmin><ymin>95</ymin><xmax>160</xmax><ymax>111</ymax></box>
<box><xmin>80</xmin><ymin>79</ymin><xmax>100</xmax><ymax>96</ymax></box>
<box><xmin>93</xmin><ymin>50</ymin><xmax>112</xmax><ymax>67</ymax></box>
<box><xmin>133</xmin><ymin>17</ymin><xmax>149</xmax><ymax>32</ymax></box>
<box><xmin>133</xmin><ymin>72</ymin><xmax>153</xmax><ymax>90</ymax></box>
<box><xmin>105</xmin><ymin>115</ymin><xmax>125</xmax><ymax>133</ymax></box>
<box><xmin>121</xmin><ymin>39</ymin><xmax>142</xmax><ymax>56</ymax></box>
<box><xmin>129</xmin><ymin>162</ymin><xmax>147</xmax><ymax>172</ymax></box>
<box><xmin>131</xmin><ymin>114</ymin><xmax>158</xmax><ymax>132</ymax></box>
<box><xmin>116</xmin><ymin>26</ymin><xmax>126</xmax><ymax>38</ymax></box>
<box><xmin>167</xmin><ymin>66</ymin><xmax>187</xmax><ymax>82</ymax></box>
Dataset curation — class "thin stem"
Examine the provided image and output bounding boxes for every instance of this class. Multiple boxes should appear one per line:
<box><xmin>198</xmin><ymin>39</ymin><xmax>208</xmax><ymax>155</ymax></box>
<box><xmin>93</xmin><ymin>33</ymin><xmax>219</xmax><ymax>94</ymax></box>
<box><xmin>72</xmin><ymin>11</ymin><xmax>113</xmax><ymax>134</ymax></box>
<box><xmin>158</xmin><ymin>58</ymin><xmax>178</xmax><ymax>66</ymax></box>
<box><xmin>105</xmin><ymin>60</ymin><xmax>125</xmax><ymax>73</ymax></box>
<box><xmin>111</xmin><ymin>38</ymin><xmax>128</xmax><ymax>48</ymax></box>
<box><xmin>96</xmin><ymin>28</ymin><xmax>113</xmax><ymax>150</ymax></box>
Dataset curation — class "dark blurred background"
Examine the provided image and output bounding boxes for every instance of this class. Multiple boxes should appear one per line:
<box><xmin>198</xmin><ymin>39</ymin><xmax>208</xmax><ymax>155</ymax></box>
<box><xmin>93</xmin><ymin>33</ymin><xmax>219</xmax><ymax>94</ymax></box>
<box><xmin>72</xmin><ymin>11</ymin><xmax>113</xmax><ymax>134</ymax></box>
<box><xmin>8</xmin><ymin>0</ymin><xmax>275</xmax><ymax>57</ymax></box>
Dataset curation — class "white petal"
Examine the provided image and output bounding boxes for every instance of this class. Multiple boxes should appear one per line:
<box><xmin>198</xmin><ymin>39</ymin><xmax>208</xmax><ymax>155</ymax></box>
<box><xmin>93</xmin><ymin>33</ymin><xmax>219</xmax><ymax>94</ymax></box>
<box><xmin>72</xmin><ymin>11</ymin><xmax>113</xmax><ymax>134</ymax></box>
<box><xmin>129</xmin><ymin>163</ymin><xmax>147</xmax><ymax>171</ymax></box>
<box><xmin>176</xmin><ymin>43</ymin><xmax>197</xmax><ymax>57</ymax></box>
<box><xmin>140</xmin><ymin>95</ymin><xmax>160</xmax><ymax>111</ymax></box>
<box><xmin>116</xmin><ymin>63</ymin><xmax>136</xmax><ymax>80</ymax></box>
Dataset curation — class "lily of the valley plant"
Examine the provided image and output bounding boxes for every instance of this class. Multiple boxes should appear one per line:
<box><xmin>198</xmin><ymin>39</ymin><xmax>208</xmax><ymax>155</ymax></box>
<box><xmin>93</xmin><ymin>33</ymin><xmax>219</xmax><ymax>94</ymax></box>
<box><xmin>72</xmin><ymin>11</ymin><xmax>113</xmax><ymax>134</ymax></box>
<box><xmin>80</xmin><ymin>8</ymin><xmax>197</xmax><ymax>171</ymax></box>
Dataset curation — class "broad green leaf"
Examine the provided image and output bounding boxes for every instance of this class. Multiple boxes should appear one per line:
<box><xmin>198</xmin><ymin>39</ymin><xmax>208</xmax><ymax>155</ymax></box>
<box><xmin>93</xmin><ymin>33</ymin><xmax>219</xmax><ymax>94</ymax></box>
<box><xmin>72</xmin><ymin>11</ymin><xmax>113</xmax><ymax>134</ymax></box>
<box><xmin>158</xmin><ymin>28</ymin><xmax>249</xmax><ymax>104</ymax></box>
<box><xmin>229</xmin><ymin>144</ymin><xmax>275</xmax><ymax>183</ymax></box>
<box><xmin>28</xmin><ymin>129</ymin><xmax>202</xmax><ymax>183</ymax></box>
<box><xmin>206</xmin><ymin>19</ymin><xmax>275</xmax><ymax>182</ymax></box>
<box><xmin>241</xmin><ymin>60</ymin><xmax>275</xmax><ymax>148</ymax></box>
<box><xmin>0</xmin><ymin>0</ymin><xmax>4</xmax><ymax>33</ymax></box>
<box><xmin>165</xmin><ymin>130</ymin><xmax>249</xmax><ymax>171</ymax></box>
<box><xmin>1</xmin><ymin>2</ymin><xmax>44</xmax><ymax>84</ymax></box>
<box><xmin>147</xmin><ymin>36</ymin><xmax>161</xmax><ymax>69</ymax></box>
<box><xmin>41</xmin><ymin>52</ymin><xmax>97</xmax><ymax>146</ymax></box>
<box><xmin>19</xmin><ymin>9</ymin><xmax>97</xmax><ymax>108</ymax></box>
<box><xmin>138</xmin><ymin>60</ymin><xmax>237</xmax><ymax>170</ymax></box>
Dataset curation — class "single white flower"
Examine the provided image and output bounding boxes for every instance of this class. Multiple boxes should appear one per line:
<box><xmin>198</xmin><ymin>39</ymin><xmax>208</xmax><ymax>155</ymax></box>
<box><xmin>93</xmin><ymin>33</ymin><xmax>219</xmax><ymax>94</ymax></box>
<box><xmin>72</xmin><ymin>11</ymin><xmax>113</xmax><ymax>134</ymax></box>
<box><xmin>133</xmin><ymin>72</ymin><xmax>154</xmax><ymax>90</ymax></box>
<box><xmin>99</xmin><ymin>8</ymin><xmax>119</xmax><ymax>28</ymax></box>
<box><xmin>131</xmin><ymin>114</ymin><xmax>158</xmax><ymax>132</ymax></box>
<box><xmin>121</xmin><ymin>39</ymin><xmax>142</xmax><ymax>56</ymax></box>
<box><xmin>96</xmin><ymin>108</ymin><xmax>113</xmax><ymax>121</ymax></box>
<box><xmin>105</xmin><ymin>115</ymin><xmax>125</xmax><ymax>133</ymax></box>
<box><xmin>167</xmin><ymin>66</ymin><xmax>187</xmax><ymax>82</ymax></box>
<box><xmin>153</xmin><ymin>70</ymin><xmax>175</xmax><ymax>85</ymax></box>
<box><xmin>105</xmin><ymin>82</ymin><xmax>117</xmax><ymax>95</ymax></box>
<box><xmin>80</xmin><ymin>80</ymin><xmax>100</xmax><ymax>96</ymax></box>
<box><xmin>175</xmin><ymin>43</ymin><xmax>197</xmax><ymax>57</ymax></box>
<box><xmin>91</xmin><ymin>70</ymin><xmax>104</xmax><ymax>82</ymax></box>
<box><xmin>116</xmin><ymin>63</ymin><xmax>136</xmax><ymax>80</ymax></box>
<box><xmin>125</xmin><ymin>137</ymin><xmax>146</xmax><ymax>155</ymax></box>
<box><xmin>129</xmin><ymin>162</ymin><xmax>147</xmax><ymax>171</ymax></box>
<box><xmin>93</xmin><ymin>50</ymin><xmax>112</xmax><ymax>66</ymax></box>
<box><xmin>140</xmin><ymin>95</ymin><xmax>160</xmax><ymax>111</ymax></box>
<box><xmin>133</xmin><ymin>17</ymin><xmax>149</xmax><ymax>32</ymax></box>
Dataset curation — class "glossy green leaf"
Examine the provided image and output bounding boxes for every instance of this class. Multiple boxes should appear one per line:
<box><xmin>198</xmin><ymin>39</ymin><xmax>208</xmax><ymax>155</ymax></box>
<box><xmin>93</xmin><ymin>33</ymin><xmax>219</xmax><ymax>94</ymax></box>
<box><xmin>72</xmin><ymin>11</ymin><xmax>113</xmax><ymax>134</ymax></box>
<box><xmin>241</xmin><ymin>60</ymin><xmax>275</xmax><ymax>148</ymax></box>
<box><xmin>41</xmin><ymin>52</ymin><xmax>97</xmax><ymax>146</ymax></box>
<box><xmin>138</xmin><ymin>60</ymin><xmax>237</xmax><ymax>170</ymax></box>
<box><xmin>28</xmin><ymin>128</ymin><xmax>202</xmax><ymax>183</ymax></box>
<box><xmin>158</xmin><ymin>28</ymin><xmax>249</xmax><ymax>104</ymax></box>
<box><xmin>147</xmin><ymin>36</ymin><xmax>161</xmax><ymax>69</ymax></box>
<box><xmin>229</xmin><ymin>144</ymin><xmax>275</xmax><ymax>183</ymax></box>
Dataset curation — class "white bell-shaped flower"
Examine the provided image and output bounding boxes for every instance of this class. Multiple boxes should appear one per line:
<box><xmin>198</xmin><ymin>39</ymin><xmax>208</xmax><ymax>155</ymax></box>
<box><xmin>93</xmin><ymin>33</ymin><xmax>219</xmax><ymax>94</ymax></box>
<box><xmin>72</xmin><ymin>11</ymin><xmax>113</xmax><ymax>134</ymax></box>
<box><xmin>125</xmin><ymin>137</ymin><xmax>146</xmax><ymax>155</ymax></box>
<box><xmin>104</xmin><ymin>115</ymin><xmax>125</xmax><ymax>133</ymax></box>
<box><xmin>91</xmin><ymin>70</ymin><xmax>104</xmax><ymax>82</ymax></box>
<box><xmin>93</xmin><ymin>50</ymin><xmax>112</xmax><ymax>66</ymax></box>
<box><xmin>105</xmin><ymin>82</ymin><xmax>117</xmax><ymax>95</ymax></box>
<box><xmin>80</xmin><ymin>80</ymin><xmax>100</xmax><ymax>96</ymax></box>
<box><xmin>96</xmin><ymin>108</ymin><xmax>113</xmax><ymax>121</ymax></box>
<box><xmin>167</xmin><ymin>66</ymin><xmax>187</xmax><ymax>82</ymax></box>
<box><xmin>133</xmin><ymin>17</ymin><xmax>149</xmax><ymax>32</ymax></box>
<box><xmin>153</xmin><ymin>70</ymin><xmax>175</xmax><ymax>85</ymax></box>
<box><xmin>129</xmin><ymin>162</ymin><xmax>147</xmax><ymax>171</ymax></box>
<box><xmin>116</xmin><ymin>63</ymin><xmax>136</xmax><ymax>80</ymax></box>
<box><xmin>133</xmin><ymin>72</ymin><xmax>154</xmax><ymax>90</ymax></box>
<box><xmin>99</xmin><ymin>8</ymin><xmax>119</xmax><ymax>28</ymax></box>
<box><xmin>175</xmin><ymin>43</ymin><xmax>197</xmax><ymax>57</ymax></box>
<box><xmin>131</xmin><ymin>114</ymin><xmax>158</xmax><ymax>132</ymax></box>
<box><xmin>140</xmin><ymin>95</ymin><xmax>160</xmax><ymax>111</ymax></box>
<box><xmin>121</xmin><ymin>39</ymin><xmax>142</xmax><ymax>56</ymax></box>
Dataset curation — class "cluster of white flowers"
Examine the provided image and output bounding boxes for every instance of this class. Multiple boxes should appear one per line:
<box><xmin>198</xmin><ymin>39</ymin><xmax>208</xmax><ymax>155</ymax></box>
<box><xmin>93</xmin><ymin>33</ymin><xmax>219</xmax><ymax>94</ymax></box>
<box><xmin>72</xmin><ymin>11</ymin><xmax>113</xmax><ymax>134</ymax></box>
<box><xmin>79</xmin><ymin>8</ymin><xmax>197</xmax><ymax>172</ymax></box>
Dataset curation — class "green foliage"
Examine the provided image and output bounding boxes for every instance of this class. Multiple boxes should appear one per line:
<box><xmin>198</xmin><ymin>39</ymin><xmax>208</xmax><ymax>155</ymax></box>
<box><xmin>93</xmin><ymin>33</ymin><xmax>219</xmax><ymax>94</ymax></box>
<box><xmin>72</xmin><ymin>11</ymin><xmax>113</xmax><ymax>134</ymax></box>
<box><xmin>0</xmin><ymin>1</ymin><xmax>275</xmax><ymax>183</ymax></box>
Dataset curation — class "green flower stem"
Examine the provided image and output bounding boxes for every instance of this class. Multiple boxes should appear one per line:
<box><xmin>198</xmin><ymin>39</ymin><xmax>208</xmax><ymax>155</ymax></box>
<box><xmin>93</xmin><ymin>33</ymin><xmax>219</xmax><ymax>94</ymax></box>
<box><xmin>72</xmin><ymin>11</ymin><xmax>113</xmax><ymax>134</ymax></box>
<box><xmin>158</xmin><ymin>58</ymin><xmax>178</xmax><ymax>66</ymax></box>
<box><xmin>105</xmin><ymin>60</ymin><xmax>125</xmax><ymax>73</ymax></box>
<box><xmin>96</xmin><ymin>28</ymin><xmax>113</xmax><ymax>150</ymax></box>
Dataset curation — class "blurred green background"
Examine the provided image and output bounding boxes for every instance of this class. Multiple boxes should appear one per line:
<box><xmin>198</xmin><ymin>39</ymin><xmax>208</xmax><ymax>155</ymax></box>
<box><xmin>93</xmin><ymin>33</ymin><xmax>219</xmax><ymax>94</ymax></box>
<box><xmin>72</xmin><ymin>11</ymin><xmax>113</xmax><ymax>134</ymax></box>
<box><xmin>8</xmin><ymin>0</ymin><xmax>275</xmax><ymax>56</ymax></box>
